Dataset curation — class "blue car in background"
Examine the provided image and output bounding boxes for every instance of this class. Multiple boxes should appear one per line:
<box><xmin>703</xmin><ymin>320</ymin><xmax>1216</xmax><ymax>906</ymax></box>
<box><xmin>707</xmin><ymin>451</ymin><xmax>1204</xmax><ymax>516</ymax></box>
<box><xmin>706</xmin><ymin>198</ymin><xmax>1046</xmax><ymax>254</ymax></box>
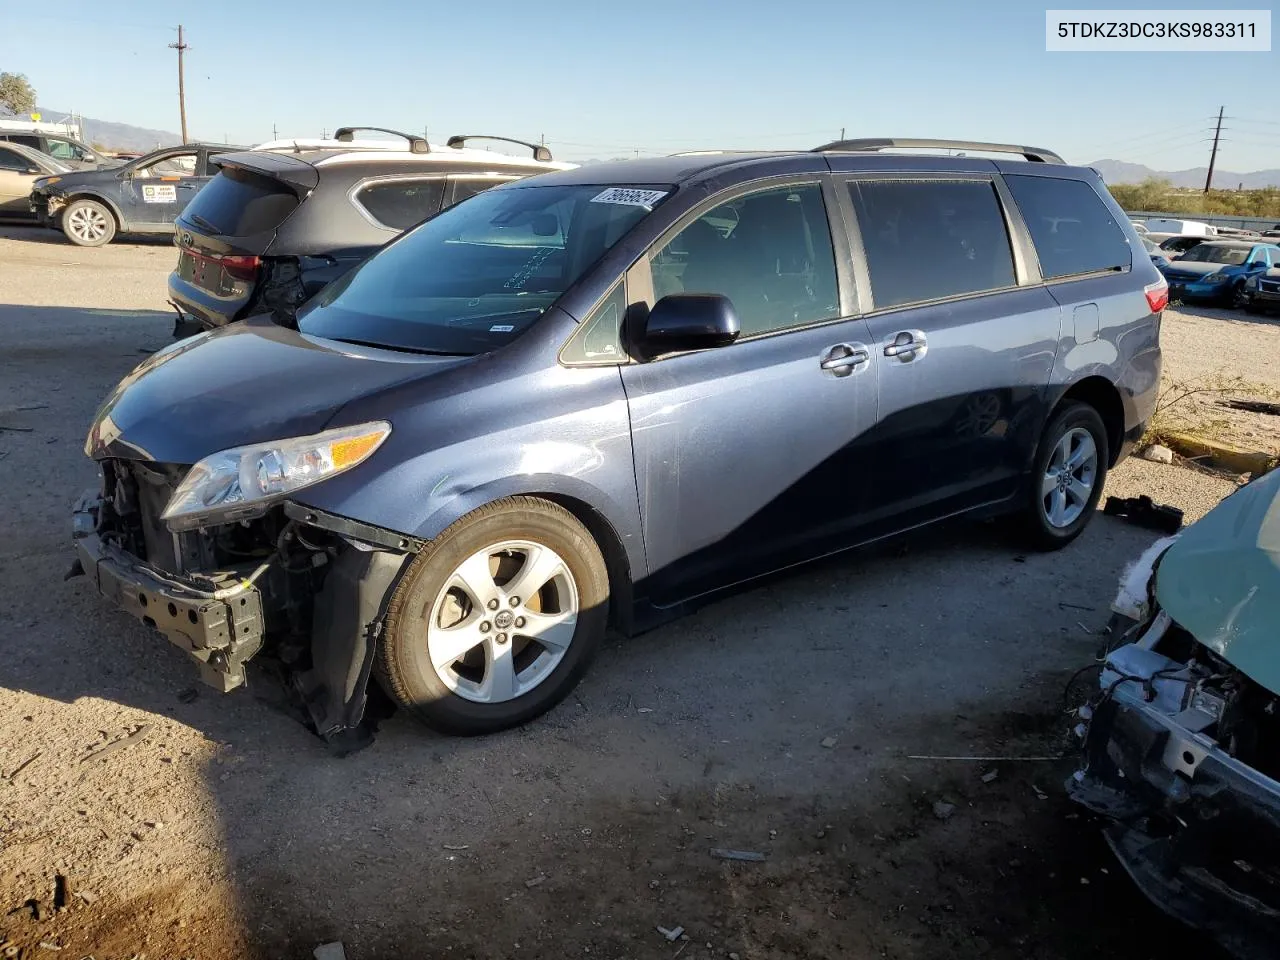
<box><xmin>1160</xmin><ymin>240</ymin><xmax>1280</xmax><ymax>308</ymax></box>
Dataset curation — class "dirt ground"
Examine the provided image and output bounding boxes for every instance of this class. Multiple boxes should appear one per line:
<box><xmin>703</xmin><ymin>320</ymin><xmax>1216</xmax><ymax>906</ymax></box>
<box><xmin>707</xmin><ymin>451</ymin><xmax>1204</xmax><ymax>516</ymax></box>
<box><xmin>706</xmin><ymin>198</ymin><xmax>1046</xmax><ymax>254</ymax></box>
<box><xmin>0</xmin><ymin>225</ymin><xmax>1266</xmax><ymax>959</ymax></box>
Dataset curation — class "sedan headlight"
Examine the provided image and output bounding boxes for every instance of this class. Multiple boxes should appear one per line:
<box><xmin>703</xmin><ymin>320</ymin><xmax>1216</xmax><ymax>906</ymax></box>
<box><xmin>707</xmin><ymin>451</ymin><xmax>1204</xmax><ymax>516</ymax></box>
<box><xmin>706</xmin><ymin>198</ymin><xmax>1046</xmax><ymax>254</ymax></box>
<box><xmin>162</xmin><ymin>421</ymin><xmax>391</xmax><ymax>529</ymax></box>
<box><xmin>33</xmin><ymin>176</ymin><xmax>60</xmax><ymax>190</ymax></box>
<box><xmin>1204</xmin><ymin>273</ymin><xmax>1230</xmax><ymax>284</ymax></box>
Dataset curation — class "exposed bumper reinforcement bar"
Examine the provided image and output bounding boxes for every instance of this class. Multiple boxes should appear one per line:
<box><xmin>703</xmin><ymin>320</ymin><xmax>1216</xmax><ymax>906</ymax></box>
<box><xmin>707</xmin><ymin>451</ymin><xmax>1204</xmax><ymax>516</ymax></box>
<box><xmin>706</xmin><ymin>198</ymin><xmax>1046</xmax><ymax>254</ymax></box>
<box><xmin>72</xmin><ymin>493</ymin><xmax>265</xmax><ymax>692</ymax></box>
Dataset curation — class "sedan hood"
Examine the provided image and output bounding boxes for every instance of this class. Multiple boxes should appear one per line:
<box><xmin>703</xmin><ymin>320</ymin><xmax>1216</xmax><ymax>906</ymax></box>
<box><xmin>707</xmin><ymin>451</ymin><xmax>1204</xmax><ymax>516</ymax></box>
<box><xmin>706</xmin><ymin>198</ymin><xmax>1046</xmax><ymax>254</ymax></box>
<box><xmin>86</xmin><ymin>316</ymin><xmax>469</xmax><ymax>464</ymax></box>
<box><xmin>1162</xmin><ymin>261</ymin><xmax>1228</xmax><ymax>277</ymax></box>
<box><xmin>1155</xmin><ymin>468</ymin><xmax>1280</xmax><ymax>694</ymax></box>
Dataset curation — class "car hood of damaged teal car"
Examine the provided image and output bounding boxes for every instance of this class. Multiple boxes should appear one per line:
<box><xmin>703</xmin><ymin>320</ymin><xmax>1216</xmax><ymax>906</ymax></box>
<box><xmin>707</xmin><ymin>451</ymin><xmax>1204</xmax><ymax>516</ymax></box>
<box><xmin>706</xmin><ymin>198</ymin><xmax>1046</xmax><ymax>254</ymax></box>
<box><xmin>1156</xmin><ymin>467</ymin><xmax>1280</xmax><ymax>694</ymax></box>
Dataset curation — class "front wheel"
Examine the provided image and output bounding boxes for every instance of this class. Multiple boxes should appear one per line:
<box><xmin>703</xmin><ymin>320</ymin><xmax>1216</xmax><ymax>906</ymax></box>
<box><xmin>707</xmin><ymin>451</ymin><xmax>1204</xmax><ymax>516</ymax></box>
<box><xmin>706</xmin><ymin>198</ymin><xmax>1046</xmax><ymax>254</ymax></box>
<box><xmin>61</xmin><ymin>199</ymin><xmax>116</xmax><ymax>247</ymax></box>
<box><xmin>1229</xmin><ymin>282</ymin><xmax>1249</xmax><ymax>309</ymax></box>
<box><xmin>1019</xmin><ymin>401</ymin><xmax>1109</xmax><ymax>550</ymax></box>
<box><xmin>376</xmin><ymin>497</ymin><xmax>610</xmax><ymax>735</ymax></box>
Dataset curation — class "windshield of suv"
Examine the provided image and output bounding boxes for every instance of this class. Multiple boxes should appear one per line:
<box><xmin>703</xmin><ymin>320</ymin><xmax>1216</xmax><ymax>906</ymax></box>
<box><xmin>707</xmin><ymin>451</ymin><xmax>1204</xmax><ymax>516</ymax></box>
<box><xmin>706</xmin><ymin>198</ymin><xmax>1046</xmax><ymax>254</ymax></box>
<box><xmin>297</xmin><ymin>183</ymin><xmax>670</xmax><ymax>354</ymax></box>
<box><xmin>1177</xmin><ymin>244</ymin><xmax>1251</xmax><ymax>266</ymax></box>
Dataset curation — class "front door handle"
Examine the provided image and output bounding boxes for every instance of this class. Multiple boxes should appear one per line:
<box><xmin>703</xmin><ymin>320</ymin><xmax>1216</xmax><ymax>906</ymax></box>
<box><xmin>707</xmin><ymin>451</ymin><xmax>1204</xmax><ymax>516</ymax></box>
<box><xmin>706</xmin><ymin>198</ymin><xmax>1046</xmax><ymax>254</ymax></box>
<box><xmin>820</xmin><ymin>342</ymin><xmax>870</xmax><ymax>377</ymax></box>
<box><xmin>884</xmin><ymin>329</ymin><xmax>928</xmax><ymax>362</ymax></box>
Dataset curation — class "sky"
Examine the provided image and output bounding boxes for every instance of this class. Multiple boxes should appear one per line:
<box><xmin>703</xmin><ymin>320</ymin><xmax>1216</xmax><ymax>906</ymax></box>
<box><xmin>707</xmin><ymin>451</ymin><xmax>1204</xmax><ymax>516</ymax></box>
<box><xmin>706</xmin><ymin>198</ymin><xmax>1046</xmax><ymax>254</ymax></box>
<box><xmin>0</xmin><ymin>0</ymin><xmax>1277</xmax><ymax>171</ymax></box>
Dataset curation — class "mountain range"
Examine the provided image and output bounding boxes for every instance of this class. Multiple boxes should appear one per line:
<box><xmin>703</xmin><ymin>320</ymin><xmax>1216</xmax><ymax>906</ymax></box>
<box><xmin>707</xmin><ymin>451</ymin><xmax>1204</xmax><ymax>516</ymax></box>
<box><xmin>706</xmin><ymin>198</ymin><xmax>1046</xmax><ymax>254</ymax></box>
<box><xmin>1089</xmin><ymin>159</ymin><xmax>1280</xmax><ymax>190</ymax></box>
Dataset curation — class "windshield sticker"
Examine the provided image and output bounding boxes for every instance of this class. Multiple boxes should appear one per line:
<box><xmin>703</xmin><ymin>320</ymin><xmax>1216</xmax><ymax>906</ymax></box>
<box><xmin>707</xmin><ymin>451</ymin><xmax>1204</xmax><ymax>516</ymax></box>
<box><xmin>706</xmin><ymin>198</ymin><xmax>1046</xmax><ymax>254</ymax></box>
<box><xmin>141</xmin><ymin>184</ymin><xmax>177</xmax><ymax>204</ymax></box>
<box><xmin>590</xmin><ymin>187</ymin><xmax>667</xmax><ymax>208</ymax></box>
<box><xmin>489</xmin><ymin>324</ymin><xmax>515</xmax><ymax>333</ymax></box>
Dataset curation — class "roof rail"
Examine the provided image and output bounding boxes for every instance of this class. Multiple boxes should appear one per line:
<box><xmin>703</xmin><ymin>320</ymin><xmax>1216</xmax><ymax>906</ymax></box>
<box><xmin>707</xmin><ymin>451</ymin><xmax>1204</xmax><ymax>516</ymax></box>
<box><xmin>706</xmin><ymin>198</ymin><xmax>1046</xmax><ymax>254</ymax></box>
<box><xmin>333</xmin><ymin>126</ymin><xmax>430</xmax><ymax>154</ymax></box>
<box><xmin>446</xmin><ymin>135</ymin><xmax>553</xmax><ymax>163</ymax></box>
<box><xmin>812</xmin><ymin>138</ymin><xmax>1064</xmax><ymax>164</ymax></box>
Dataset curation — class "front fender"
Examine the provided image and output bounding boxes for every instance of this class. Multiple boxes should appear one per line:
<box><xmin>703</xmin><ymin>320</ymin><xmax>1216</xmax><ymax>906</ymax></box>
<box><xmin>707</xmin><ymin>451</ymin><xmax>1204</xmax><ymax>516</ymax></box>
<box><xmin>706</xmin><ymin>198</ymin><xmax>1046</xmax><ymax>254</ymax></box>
<box><xmin>60</xmin><ymin>189</ymin><xmax>128</xmax><ymax>228</ymax></box>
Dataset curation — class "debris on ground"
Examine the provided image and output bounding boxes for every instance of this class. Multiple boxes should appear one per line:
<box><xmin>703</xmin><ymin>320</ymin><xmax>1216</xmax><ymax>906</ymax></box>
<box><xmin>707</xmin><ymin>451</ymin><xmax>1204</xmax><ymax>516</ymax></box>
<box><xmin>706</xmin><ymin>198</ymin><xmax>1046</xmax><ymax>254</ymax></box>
<box><xmin>1032</xmin><ymin>784</ymin><xmax>1049</xmax><ymax>800</ymax></box>
<box><xmin>313</xmin><ymin>943</ymin><xmax>347</xmax><ymax>960</ymax></box>
<box><xmin>27</xmin><ymin>898</ymin><xmax>48</xmax><ymax>921</ymax></box>
<box><xmin>53</xmin><ymin>874</ymin><xmax>70</xmax><ymax>911</ymax></box>
<box><xmin>981</xmin><ymin>769</ymin><xmax>999</xmax><ymax>784</ymax></box>
<box><xmin>3</xmin><ymin>750</ymin><xmax>41</xmax><ymax>784</ymax></box>
<box><xmin>636</xmin><ymin>707</ymin><xmax>654</xmax><ymax>714</ymax></box>
<box><xmin>1140</xmin><ymin>444</ymin><xmax>1174</xmax><ymax>464</ymax></box>
<box><xmin>710</xmin><ymin>848</ymin><xmax>766</xmax><ymax>862</ymax></box>
<box><xmin>1218</xmin><ymin>398</ymin><xmax>1280</xmax><ymax>416</ymax></box>
<box><xmin>524</xmin><ymin>875</ymin><xmax>546</xmax><ymax>888</ymax></box>
<box><xmin>819</xmin><ymin>736</ymin><xmax>837</xmax><ymax>749</ymax></box>
<box><xmin>656</xmin><ymin>925</ymin><xmax>684</xmax><ymax>942</ymax></box>
<box><xmin>80</xmin><ymin>724</ymin><xmax>152</xmax><ymax>764</ymax></box>
<box><xmin>932</xmin><ymin>801</ymin><xmax>957</xmax><ymax>821</ymax></box>
<box><xmin>1103</xmin><ymin>495</ymin><xmax>1184</xmax><ymax>534</ymax></box>
<box><xmin>441</xmin><ymin>844</ymin><xmax>468</xmax><ymax>851</ymax></box>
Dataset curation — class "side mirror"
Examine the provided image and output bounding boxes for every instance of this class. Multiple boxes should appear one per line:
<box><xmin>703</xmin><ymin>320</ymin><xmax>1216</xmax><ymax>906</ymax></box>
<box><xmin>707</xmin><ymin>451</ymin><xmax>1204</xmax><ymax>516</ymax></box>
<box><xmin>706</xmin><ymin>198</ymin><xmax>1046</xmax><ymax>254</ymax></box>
<box><xmin>641</xmin><ymin>294</ymin><xmax>740</xmax><ymax>355</ymax></box>
<box><xmin>26</xmin><ymin>167</ymin><xmax>40</xmax><ymax>175</ymax></box>
<box><xmin>1249</xmin><ymin>261</ymin><xmax>1268</xmax><ymax>270</ymax></box>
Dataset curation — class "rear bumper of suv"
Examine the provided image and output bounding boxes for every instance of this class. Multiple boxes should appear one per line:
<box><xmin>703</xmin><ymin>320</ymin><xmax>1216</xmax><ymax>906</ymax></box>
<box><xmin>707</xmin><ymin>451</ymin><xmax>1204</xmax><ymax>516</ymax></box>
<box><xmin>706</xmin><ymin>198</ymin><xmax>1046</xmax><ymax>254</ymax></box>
<box><xmin>167</xmin><ymin>269</ymin><xmax>248</xmax><ymax>331</ymax></box>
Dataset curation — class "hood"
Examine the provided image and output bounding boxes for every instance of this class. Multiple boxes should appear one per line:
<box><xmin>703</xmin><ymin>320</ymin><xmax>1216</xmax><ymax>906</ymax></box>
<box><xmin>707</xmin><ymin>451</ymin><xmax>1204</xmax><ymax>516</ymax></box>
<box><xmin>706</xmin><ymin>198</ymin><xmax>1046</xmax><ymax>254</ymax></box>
<box><xmin>40</xmin><ymin>166</ymin><xmax>121</xmax><ymax>191</ymax></box>
<box><xmin>86</xmin><ymin>315</ymin><xmax>470</xmax><ymax>464</ymax></box>
<box><xmin>1162</xmin><ymin>261</ymin><xmax>1230</xmax><ymax>277</ymax></box>
<box><xmin>1155</xmin><ymin>468</ymin><xmax>1280</xmax><ymax>695</ymax></box>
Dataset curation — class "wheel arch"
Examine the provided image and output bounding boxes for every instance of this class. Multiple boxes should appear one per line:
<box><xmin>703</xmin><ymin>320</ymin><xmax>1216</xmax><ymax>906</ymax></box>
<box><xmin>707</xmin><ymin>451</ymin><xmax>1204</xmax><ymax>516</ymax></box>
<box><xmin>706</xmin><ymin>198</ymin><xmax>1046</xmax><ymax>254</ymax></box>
<box><xmin>63</xmin><ymin>191</ymin><xmax>126</xmax><ymax>230</ymax></box>
<box><xmin>1056</xmin><ymin>375</ymin><xmax>1125</xmax><ymax>466</ymax></box>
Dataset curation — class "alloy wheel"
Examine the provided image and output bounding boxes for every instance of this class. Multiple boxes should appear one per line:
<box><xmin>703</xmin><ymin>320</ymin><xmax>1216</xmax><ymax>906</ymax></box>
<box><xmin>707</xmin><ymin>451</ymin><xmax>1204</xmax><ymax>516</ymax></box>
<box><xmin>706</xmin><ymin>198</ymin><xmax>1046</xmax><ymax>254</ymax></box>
<box><xmin>426</xmin><ymin>540</ymin><xmax>579</xmax><ymax>703</ymax></box>
<box><xmin>67</xmin><ymin>206</ymin><xmax>109</xmax><ymax>243</ymax></box>
<box><xmin>1040</xmin><ymin>426</ymin><xmax>1098</xmax><ymax>528</ymax></box>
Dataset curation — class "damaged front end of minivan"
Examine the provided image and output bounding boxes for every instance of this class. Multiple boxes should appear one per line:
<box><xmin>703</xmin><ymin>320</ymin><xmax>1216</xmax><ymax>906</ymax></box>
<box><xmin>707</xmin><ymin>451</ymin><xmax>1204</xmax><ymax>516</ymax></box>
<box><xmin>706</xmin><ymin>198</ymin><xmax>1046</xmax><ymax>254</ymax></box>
<box><xmin>70</xmin><ymin>376</ymin><xmax>417</xmax><ymax>751</ymax></box>
<box><xmin>1069</xmin><ymin>469</ymin><xmax>1280</xmax><ymax>959</ymax></box>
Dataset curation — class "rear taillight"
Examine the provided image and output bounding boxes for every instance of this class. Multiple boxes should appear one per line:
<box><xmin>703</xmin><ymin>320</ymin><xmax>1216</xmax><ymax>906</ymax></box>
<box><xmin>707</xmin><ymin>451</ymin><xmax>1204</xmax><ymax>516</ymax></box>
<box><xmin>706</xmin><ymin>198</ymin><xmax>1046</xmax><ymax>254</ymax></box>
<box><xmin>219</xmin><ymin>254</ymin><xmax>260</xmax><ymax>283</ymax></box>
<box><xmin>1144</xmin><ymin>278</ymin><xmax>1169</xmax><ymax>314</ymax></box>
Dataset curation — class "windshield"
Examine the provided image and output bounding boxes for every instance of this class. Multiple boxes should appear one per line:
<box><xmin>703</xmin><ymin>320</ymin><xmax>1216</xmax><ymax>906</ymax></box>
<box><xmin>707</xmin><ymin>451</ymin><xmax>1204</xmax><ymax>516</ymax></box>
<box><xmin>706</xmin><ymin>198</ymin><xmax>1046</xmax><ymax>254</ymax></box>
<box><xmin>297</xmin><ymin>183</ymin><xmax>670</xmax><ymax>354</ymax></box>
<box><xmin>1178</xmin><ymin>244</ymin><xmax>1251</xmax><ymax>265</ymax></box>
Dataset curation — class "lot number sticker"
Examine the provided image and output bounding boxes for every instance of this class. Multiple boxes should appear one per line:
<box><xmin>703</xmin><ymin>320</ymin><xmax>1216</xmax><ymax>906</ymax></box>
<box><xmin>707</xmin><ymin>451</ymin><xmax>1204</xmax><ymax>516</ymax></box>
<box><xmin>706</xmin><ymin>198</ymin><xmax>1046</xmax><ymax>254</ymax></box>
<box><xmin>591</xmin><ymin>187</ymin><xmax>667</xmax><ymax>208</ymax></box>
<box><xmin>142</xmin><ymin>184</ymin><xmax>177</xmax><ymax>204</ymax></box>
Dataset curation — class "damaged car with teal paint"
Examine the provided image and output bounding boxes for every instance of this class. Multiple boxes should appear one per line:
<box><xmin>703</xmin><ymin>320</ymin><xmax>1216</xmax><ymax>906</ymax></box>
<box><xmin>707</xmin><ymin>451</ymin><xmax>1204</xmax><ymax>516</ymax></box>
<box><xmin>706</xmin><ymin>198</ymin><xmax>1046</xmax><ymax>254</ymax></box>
<box><xmin>1070</xmin><ymin>468</ymin><xmax>1280</xmax><ymax>959</ymax></box>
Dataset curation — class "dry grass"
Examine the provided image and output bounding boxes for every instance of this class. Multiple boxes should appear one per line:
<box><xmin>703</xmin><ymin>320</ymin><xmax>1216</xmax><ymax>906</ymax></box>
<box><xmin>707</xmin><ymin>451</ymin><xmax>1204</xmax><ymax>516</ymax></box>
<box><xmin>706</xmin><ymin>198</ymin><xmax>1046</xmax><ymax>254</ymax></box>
<box><xmin>1141</xmin><ymin>373</ymin><xmax>1280</xmax><ymax>449</ymax></box>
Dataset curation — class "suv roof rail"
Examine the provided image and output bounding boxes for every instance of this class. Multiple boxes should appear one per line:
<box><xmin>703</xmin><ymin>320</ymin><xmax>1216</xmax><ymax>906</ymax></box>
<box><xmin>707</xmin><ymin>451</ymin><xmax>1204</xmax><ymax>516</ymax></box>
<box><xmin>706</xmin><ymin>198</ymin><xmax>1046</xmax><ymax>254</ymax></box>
<box><xmin>333</xmin><ymin>126</ymin><xmax>430</xmax><ymax>154</ymax></box>
<box><xmin>446</xmin><ymin>135</ymin><xmax>553</xmax><ymax>163</ymax></box>
<box><xmin>812</xmin><ymin>138</ymin><xmax>1064</xmax><ymax>164</ymax></box>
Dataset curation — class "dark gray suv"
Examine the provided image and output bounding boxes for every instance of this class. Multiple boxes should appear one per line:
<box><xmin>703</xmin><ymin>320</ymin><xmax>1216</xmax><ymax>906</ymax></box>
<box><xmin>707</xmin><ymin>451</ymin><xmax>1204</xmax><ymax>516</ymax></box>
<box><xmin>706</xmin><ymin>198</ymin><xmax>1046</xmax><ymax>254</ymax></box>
<box><xmin>72</xmin><ymin>138</ymin><xmax>1165</xmax><ymax>745</ymax></box>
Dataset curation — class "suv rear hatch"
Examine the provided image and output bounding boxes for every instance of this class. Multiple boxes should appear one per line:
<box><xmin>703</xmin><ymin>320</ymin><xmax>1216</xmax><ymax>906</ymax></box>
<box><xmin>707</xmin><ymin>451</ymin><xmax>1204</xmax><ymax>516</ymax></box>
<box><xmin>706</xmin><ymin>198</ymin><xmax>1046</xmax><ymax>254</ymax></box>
<box><xmin>170</xmin><ymin>152</ymin><xmax>317</xmax><ymax>330</ymax></box>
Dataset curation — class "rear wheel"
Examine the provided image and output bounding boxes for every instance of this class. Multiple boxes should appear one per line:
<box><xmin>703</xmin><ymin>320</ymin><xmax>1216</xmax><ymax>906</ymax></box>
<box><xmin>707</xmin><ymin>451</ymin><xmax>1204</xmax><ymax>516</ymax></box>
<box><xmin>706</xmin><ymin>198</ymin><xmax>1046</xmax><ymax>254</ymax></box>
<box><xmin>61</xmin><ymin>199</ymin><xmax>116</xmax><ymax>247</ymax></box>
<box><xmin>376</xmin><ymin>497</ymin><xmax>610</xmax><ymax>735</ymax></box>
<box><xmin>1020</xmin><ymin>401</ymin><xmax>1109</xmax><ymax>550</ymax></box>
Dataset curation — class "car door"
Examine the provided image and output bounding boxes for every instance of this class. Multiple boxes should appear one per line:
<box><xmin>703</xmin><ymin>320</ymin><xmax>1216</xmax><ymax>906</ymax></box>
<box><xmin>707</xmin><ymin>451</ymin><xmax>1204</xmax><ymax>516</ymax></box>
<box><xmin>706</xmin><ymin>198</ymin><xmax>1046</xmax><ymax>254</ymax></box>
<box><xmin>833</xmin><ymin>173</ymin><xmax>1063</xmax><ymax>529</ymax></box>
<box><xmin>123</xmin><ymin>149</ymin><xmax>200</xmax><ymax>227</ymax></box>
<box><xmin>619</xmin><ymin>177</ymin><xmax>880</xmax><ymax>605</ymax></box>
<box><xmin>0</xmin><ymin>145</ymin><xmax>40</xmax><ymax>218</ymax></box>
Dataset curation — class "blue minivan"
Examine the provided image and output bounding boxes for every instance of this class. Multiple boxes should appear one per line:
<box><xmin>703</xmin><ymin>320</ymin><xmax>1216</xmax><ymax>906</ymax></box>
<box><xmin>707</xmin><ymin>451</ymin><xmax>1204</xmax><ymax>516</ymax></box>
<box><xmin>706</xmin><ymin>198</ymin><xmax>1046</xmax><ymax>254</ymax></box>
<box><xmin>72</xmin><ymin>138</ymin><xmax>1165</xmax><ymax>742</ymax></box>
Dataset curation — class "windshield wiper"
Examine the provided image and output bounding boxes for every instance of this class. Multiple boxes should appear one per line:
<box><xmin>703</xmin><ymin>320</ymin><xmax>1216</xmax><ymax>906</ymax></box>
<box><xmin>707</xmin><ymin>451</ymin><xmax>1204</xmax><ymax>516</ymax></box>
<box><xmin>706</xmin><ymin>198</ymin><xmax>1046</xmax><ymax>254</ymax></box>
<box><xmin>328</xmin><ymin>336</ymin><xmax>473</xmax><ymax>357</ymax></box>
<box><xmin>186</xmin><ymin>213</ymin><xmax>221</xmax><ymax>234</ymax></box>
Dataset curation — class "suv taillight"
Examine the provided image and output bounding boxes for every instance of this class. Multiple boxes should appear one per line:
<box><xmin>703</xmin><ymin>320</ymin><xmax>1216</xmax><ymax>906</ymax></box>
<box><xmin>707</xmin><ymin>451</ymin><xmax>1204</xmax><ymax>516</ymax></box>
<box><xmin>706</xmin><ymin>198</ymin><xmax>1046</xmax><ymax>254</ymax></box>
<box><xmin>220</xmin><ymin>254</ymin><xmax>260</xmax><ymax>283</ymax></box>
<box><xmin>1144</xmin><ymin>278</ymin><xmax>1169</xmax><ymax>314</ymax></box>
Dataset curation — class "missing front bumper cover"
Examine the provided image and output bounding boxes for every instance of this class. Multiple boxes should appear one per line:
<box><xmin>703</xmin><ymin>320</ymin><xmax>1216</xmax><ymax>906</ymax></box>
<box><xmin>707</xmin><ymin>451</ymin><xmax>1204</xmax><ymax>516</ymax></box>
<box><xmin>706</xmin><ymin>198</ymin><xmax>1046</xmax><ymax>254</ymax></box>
<box><xmin>73</xmin><ymin>494</ymin><xmax>265</xmax><ymax>692</ymax></box>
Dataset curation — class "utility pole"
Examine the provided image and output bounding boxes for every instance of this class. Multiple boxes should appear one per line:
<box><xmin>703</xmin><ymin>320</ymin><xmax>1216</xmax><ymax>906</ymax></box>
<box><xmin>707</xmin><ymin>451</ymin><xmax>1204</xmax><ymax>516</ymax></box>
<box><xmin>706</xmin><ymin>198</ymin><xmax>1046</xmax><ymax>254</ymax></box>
<box><xmin>1204</xmin><ymin>105</ymin><xmax>1224</xmax><ymax>194</ymax></box>
<box><xmin>170</xmin><ymin>25</ymin><xmax>189</xmax><ymax>144</ymax></box>
<box><xmin>840</xmin><ymin>126</ymin><xmax>845</xmax><ymax>140</ymax></box>
<box><xmin>273</xmin><ymin>123</ymin><xmax>278</xmax><ymax>140</ymax></box>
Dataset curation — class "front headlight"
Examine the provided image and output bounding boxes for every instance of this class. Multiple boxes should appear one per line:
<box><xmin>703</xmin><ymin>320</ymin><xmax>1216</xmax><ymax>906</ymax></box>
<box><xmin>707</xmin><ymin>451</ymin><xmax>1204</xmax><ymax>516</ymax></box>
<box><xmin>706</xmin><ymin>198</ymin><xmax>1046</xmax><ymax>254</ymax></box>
<box><xmin>1246</xmin><ymin>276</ymin><xmax>1259</xmax><ymax>290</ymax></box>
<box><xmin>33</xmin><ymin>176</ymin><xmax>61</xmax><ymax>190</ymax></box>
<box><xmin>1205</xmin><ymin>273</ymin><xmax>1230</xmax><ymax>284</ymax></box>
<box><xmin>161</xmin><ymin>421</ymin><xmax>391</xmax><ymax>529</ymax></box>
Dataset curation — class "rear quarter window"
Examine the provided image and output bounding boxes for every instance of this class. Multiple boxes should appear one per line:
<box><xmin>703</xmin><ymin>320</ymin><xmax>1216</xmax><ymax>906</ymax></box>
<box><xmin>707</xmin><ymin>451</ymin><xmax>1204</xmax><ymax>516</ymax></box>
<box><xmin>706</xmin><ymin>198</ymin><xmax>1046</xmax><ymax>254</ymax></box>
<box><xmin>183</xmin><ymin>166</ymin><xmax>299</xmax><ymax>236</ymax></box>
<box><xmin>1003</xmin><ymin>175</ymin><xmax>1131</xmax><ymax>280</ymax></box>
<box><xmin>355</xmin><ymin>179</ymin><xmax>446</xmax><ymax>230</ymax></box>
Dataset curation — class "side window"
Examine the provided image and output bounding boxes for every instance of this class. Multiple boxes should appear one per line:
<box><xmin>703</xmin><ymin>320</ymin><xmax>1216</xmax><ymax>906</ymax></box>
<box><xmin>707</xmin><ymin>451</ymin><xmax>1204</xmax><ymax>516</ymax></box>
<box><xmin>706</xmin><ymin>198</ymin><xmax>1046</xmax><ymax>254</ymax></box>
<box><xmin>0</xmin><ymin>147</ymin><xmax>31</xmax><ymax>172</ymax></box>
<box><xmin>46</xmin><ymin>139</ymin><xmax>85</xmax><ymax>161</ymax></box>
<box><xmin>8</xmin><ymin>136</ymin><xmax>40</xmax><ymax>149</ymax></box>
<box><xmin>848</xmin><ymin>179</ymin><xmax>1016</xmax><ymax>309</ymax></box>
<box><xmin>560</xmin><ymin>282</ymin><xmax>626</xmax><ymax>365</ymax></box>
<box><xmin>1003</xmin><ymin>175</ymin><xmax>1131</xmax><ymax>280</ymax></box>
<box><xmin>648</xmin><ymin>182</ymin><xmax>838</xmax><ymax>337</ymax></box>
<box><xmin>445</xmin><ymin>176</ymin><xmax>519</xmax><ymax>210</ymax></box>
<box><xmin>134</xmin><ymin>153</ymin><xmax>198</xmax><ymax>179</ymax></box>
<box><xmin>355</xmin><ymin>179</ymin><xmax>446</xmax><ymax>230</ymax></box>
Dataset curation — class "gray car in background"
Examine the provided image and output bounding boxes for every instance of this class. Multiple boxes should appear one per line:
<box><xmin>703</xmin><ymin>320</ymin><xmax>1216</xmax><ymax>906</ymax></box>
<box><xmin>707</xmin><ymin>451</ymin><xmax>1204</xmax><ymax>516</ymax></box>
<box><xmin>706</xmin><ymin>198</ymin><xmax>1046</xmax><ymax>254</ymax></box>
<box><xmin>71</xmin><ymin>138</ymin><xmax>1165</xmax><ymax>746</ymax></box>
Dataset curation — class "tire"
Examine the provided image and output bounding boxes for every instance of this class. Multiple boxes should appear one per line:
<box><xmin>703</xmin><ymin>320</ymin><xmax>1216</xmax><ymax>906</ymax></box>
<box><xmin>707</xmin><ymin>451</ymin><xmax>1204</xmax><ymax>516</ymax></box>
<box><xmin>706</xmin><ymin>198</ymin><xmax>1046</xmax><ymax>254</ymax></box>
<box><xmin>61</xmin><ymin>199</ymin><xmax>116</xmax><ymax>247</ymax></box>
<box><xmin>376</xmin><ymin>497</ymin><xmax>610</xmax><ymax>735</ymax></box>
<box><xmin>1229</xmin><ymin>282</ymin><xmax>1248</xmax><ymax>310</ymax></box>
<box><xmin>1020</xmin><ymin>401</ymin><xmax>1109</xmax><ymax>551</ymax></box>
